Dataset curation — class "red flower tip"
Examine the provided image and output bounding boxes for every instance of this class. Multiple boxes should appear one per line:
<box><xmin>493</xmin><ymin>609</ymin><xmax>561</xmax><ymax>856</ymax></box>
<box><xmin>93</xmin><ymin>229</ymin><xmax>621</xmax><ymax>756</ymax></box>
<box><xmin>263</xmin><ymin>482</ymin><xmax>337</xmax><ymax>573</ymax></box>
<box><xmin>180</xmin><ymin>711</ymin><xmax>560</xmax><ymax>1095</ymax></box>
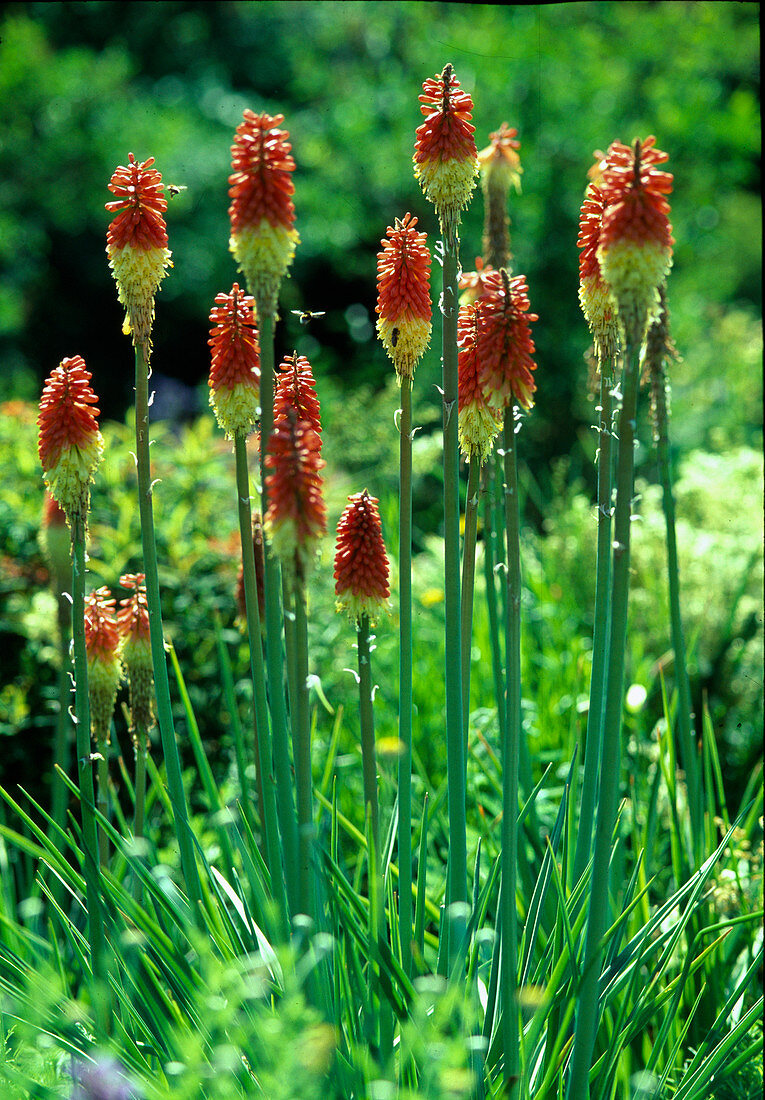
<box><xmin>475</xmin><ymin>270</ymin><xmax>538</xmax><ymax>412</ymax></box>
<box><xmin>117</xmin><ymin>573</ymin><xmax>150</xmax><ymax>647</ymax></box>
<box><xmin>413</xmin><ymin>64</ymin><xmax>478</xmax><ymax>240</ymax></box>
<box><xmin>334</xmin><ymin>489</ymin><xmax>390</xmax><ymax>625</ymax></box>
<box><xmin>376</xmin><ymin>212</ymin><xmax>432</xmax><ymax>379</ymax></box>
<box><xmin>597</xmin><ymin>136</ymin><xmax>674</xmax><ymax>342</ymax></box>
<box><xmin>264</xmin><ymin>409</ymin><xmax>326</xmax><ymax>577</ymax></box>
<box><xmin>105</xmin><ymin>153</ymin><xmax>169</xmax><ymax>251</ymax></box>
<box><xmin>85</xmin><ymin>586</ymin><xmax>123</xmax><ymax>743</ymax></box>
<box><xmin>274</xmin><ymin>352</ymin><xmax>322</xmax><ymax>437</ymax></box>
<box><xmin>37</xmin><ymin>356</ymin><xmax>104</xmax><ymax>522</ymax></box>
<box><xmin>208</xmin><ymin>283</ymin><xmax>261</xmax><ymax>437</ymax></box>
<box><xmin>106</xmin><ymin>153</ymin><xmax>173</xmax><ymax>350</ymax></box>
<box><xmin>228</xmin><ymin>111</ymin><xmax>300</xmax><ymax>311</ymax></box>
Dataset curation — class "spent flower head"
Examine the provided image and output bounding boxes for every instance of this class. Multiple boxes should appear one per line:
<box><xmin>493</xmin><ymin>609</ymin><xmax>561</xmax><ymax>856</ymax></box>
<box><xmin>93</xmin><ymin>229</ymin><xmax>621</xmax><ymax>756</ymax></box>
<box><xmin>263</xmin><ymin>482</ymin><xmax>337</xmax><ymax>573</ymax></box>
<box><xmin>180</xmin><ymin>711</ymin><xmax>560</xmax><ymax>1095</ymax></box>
<box><xmin>478</xmin><ymin>122</ymin><xmax>522</xmax><ymax>269</ymax></box>
<box><xmin>208</xmin><ymin>283</ymin><xmax>260</xmax><ymax>438</ymax></box>
<box><xmin>229</xmin><ymin>111</ymin><xmax>299</xmax><ymax>315</ymax></box>
<box><xmin>597</xmin><ymin>136</ymin><xmax>673</xmax><ymax>344</ymax></box>
<box><xmin>117</xmin><ymin>573</ymin><xmax>155</xmax><ymax>741</ymax></box>
<box><xmin>334</xmin><ymin>490</ymin><xmax>391</xmax><ymax>626</ymax></box>
<box><xmin>264</xmin><ymin>409</ymin><xmax>326</xmax><ymax>579</ymax></box>
<box><xmin>457</xmin><ymin>303</ymin><xmax>501</xmax><ymax>464</ymax></box>
<box><xmin>413</xmin><ymin>64</ymin><xmax>478</xmax><ymax>242</ymax></box>
<box><xmin>106</xmin><ymin>153</ymin><xmax>173</xmax><ymax>353</ymax></box>
<box><xmin>475</xmin><ymin>270</ymin><xmax>538</xmax><ymax>412</ymax></box>
<box><xmin>84</xmin><ymin>586</ymin><xmax>123</xmax><ymax>745</ymax></box>
<box><xmin>37</xmin><ymin>356</ymin><xmax>104</xmax><ymax>529</ymax></box>
<box><xmin>375</xmin><ymin>213</ymin><xmax>432</xmax><ymax>380</ymax></box>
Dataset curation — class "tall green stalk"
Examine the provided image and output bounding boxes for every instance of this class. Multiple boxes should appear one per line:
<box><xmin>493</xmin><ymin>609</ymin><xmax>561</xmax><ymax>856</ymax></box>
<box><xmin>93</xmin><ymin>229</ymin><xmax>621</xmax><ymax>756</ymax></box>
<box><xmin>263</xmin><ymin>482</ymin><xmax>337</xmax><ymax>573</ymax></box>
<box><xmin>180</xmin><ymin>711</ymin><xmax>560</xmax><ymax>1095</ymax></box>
<box><xmin>234</xmin><ymin>429</ymin><xmax>289</xmax><ymax>937</ymax></box>
<box><xmin>482</xmin><ymin>460</ymin><xmax>507</xmax><ymax>749</ymax></box>
<box><xmin>573</xmin><ymin>360</ymin><xmax>615</xmax><ymax>887</ymax></box>
<box><xmin>70</xmin><ymin>513</ymin><xmax>109</xmax><ymax>1037</ymax></box>
<box><xmin>134</xmin><ymin>344</ymin><xmax>202</xmax><ymax>919</ymax></box>
<box><xmin>257</xmin><ymin>309</ymin><xmax>299</xmax><ymax>918</ymax></box>
<box><xmin>398</xmin><ymin>375</ymin><xmax>414</xmax><ymax>976</ymax></box>
<box><xmin>441</xmin><ymin>235</ymin><xmax>467</xmax><ymax>966</ymax></box>
<box><xmin>652</xmin><ymin>358</ymin><xmax>702</xmax><ymax>861</ymax></box>
<box><xmin>460</xmin><ymin>458</ymin><xmax>482</xmax><ymax>751</ymax></box>
<box><xmin>50</xmin><ymin>594</ymin><xmax>72</xmax><ymax>841</ymax></box>
<box><xmin>566</xmin><ymin>341</ymin><xmax>640</xmax><ymax>1100</ymax></box>
<box><xmin>292</xmin><ymin>572</ymin><xmax>314</xmax><ymax>921</ymax></box>
<box><xmin>501</xmin><ymin>409</ymin><xmax>521</xmax><ymax>1098</ymax></box>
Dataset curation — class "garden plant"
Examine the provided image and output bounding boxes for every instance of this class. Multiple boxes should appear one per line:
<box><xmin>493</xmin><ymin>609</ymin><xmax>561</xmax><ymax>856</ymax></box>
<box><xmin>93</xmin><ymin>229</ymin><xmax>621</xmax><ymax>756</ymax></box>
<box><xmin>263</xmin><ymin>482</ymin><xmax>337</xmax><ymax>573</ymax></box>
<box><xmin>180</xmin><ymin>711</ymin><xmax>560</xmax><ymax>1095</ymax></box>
<box><xmin>0</xmin><ymin>47</ymin><xmax>762</xmax><ymax>1100</ymax></box>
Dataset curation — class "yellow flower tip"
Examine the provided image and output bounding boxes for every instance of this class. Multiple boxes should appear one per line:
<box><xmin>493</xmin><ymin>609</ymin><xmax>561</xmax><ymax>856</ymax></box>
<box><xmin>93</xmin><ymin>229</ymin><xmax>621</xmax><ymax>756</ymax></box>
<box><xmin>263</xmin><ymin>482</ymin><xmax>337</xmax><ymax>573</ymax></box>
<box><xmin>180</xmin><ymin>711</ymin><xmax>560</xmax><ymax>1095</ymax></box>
<box><xmin>230</xmin><ymin>220</ymin><xmax>300</xmax><ymax>312</ymax></box>
<box><xmin>376</xmin><ymin>316</ymin><xmax>432</xmax><ymax>381</ymax></box>
<box><xmin>208</xmin><ymin>383</ymin><xmax>260</xmax><ymax>440</ymax></box>
<box><xmin>478</xmin><ymin>122</ymin><xmax>523</xmax><ymax>195</ymax></box>
<box><xmin>106</xmin><ymin>242</ymin><xmax>173</xmax><ymax>350</ymax></box>
<box><xmin>598</xmin><ymin>237</ymin><xmax>673</xmax><ymax>343</ymax></box>
<box><xmin>413</xmin><ymin>155</ymin><xmax>479</xmax><ymax>239</ymax></box>
<box><xmin>43</xmin><ymin>433</ymin><xmax>105</xmax><ymax>520</ymax></box>
<box><xmin>458</xmin><ymin>402</ymin><xmax>502</xmax><ymax>464</ymax></box>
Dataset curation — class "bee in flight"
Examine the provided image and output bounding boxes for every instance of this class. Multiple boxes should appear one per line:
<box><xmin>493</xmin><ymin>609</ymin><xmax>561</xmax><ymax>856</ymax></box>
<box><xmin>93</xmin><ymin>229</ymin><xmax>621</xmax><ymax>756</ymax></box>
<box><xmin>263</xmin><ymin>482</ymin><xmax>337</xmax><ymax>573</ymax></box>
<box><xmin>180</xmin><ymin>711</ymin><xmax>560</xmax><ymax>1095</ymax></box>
<box><xmin>291</xmin><ymin>310</ymin><xmax>326</xmax><ymax>325</ymax></box>
<box><xmin>166</xmin><ymin>184</ymin><xmax>187</xmax><ymax>199</ymax></box>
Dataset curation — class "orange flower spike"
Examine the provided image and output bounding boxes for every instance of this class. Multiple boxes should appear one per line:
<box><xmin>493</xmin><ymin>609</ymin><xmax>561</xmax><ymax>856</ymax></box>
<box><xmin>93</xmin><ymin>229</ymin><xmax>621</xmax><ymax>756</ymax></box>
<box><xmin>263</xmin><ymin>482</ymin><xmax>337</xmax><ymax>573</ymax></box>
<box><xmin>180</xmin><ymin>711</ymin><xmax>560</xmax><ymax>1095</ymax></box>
<box><xmin>37</xmin><ymin>356</ymin><xmax>104</xmax><ymax>526</ymax></box>
<box><xmin>334</xmin><ymin>490</ymin><xmax>391</xmax><ymax>626</ymax></box>
<box><xmin>117</xmin><ymin>573</ymin><xmax>155</xmax><ymax>738</ymax></box>
<box><xmin>457</xmin><ymin>303</ymin><xmax>501</xmax><ymax>464</ymax></box>
<box><xmin>273</xmin><ymin>352</ymin><xmax>322</xmax><ymax>438</ymax></box>
<box><xmin>208</xmin><ymin>284</ymin><xmax>261</xmax><ymax>437</ymax></box>
<box><xmin>264</xmin><ymin>410</ymin><xmax>327</xmax><ymax>577</ymax></box>
<box><xmin>106</xmin><ymin>153</ymin><xmax>173</xmax><ymax>352</ymax></box>
<box><xmin>577</xmin><ymin>184</ymin><xmax>619</xmax><ymax>363</ymax></box>
<box><xmin>375</xmin><ymin>212</ymin><xmax>432</xmax><ymax>380</ymax></box>
<box><xmin>413</xmin><ymin>64</ymin><xmax>478</xmax><ymax>241</ymax></box>
<box><xmin>475</xmin><ymin>270</ymin><xmax>539</xmax><ymax>412</ymax></box>
<box><xmin>228</xmin><ymin>111</ymin><xmax>300</xmax><ymax>314</ymax></box>
<box><xmin>477</xmin><ymin>122</ymin><xmax>523</xmax><ymax>195</ymax></box>
<box><xmin>597</xmin><ymin>136</ymin><xmax>673</xmax><ymax>344</ymax></box>
<box><xmin>84</xmin><ymin>586</ymin><xmax>123</xmax><ymax>745</ymax></box>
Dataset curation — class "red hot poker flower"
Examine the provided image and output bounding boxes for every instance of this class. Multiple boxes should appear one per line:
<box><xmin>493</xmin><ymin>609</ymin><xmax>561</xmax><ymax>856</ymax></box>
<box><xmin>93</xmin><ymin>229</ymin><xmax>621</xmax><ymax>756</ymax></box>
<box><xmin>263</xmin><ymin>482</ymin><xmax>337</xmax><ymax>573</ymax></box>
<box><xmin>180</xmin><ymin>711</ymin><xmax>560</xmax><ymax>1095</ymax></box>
<box><xmin>38</xmin><ymin>357</ymin><xmax>104</xmax><ymax>526</ymax></box>
<box><xmin>413</xmin><ymin>64</ymin><xmax>478</xmax><ymax>241</ymax></box>
<box><xmin>228</xmin><ymin>111</ymin><xmax>300</xmax><ymax>314</ymax></box>
<box><xmin>375</xmin><ymin>213</ymin><xmax>432</xmax><ymax>380</ymax></box>
<box><xmin>457</xmin><ymin>303</ymin><xmax>501</xmax><ymax>464</ymax></box>
<box><xmin>106</xmin><ymin>153</ymin><xmax>173</xmax><ymax>352</ymax></box>
<box><xmin>264</xmin><ymin>410</ymin><xmax>326</xmax><ymax>577</ymax></box>
<box><xmin>208</xmin><ymin>284</ymin><xmax>260</xmax><ymax>438</ymax></box>
<box><xmin>459</xmin><ymin>256</ymin><xmax>495</xmax><ymax>308</ymax></box>
<box><xmin>273</xmin><ymin>352</ymin><xmax>322</xmax><ymax>438</ymax></box>
<box><xmin>478</xmin><ymin>123</ymin><xmax>522</xmax><ymax>270</ymax></box>
<box><xmin>475</xmin><ymin>270</ymin><xmax>538</xmax><ymax>412</ymax></box>
<box><xmin>85</xmin><ymin>586</ymin><xmax>123</xmax><ymax>745</ymax></box>
<box><xmin>334</xmin><ymin>490</ymin><xmax>391</xmax><ymax>625</ymax></box>
<box><xmin>117</xmin><ymin>573</ymin><xmax>154</xmax><ymax>740</ymax></box>
<box><xmin>597</xmin><ymin>136</ymin><xmax>673</xmax><ymax>344</ymax></box>
<box><xmin>577</xmin><ymin>184</ymin><xmax>619</xmax><ymax>363</ymax></box>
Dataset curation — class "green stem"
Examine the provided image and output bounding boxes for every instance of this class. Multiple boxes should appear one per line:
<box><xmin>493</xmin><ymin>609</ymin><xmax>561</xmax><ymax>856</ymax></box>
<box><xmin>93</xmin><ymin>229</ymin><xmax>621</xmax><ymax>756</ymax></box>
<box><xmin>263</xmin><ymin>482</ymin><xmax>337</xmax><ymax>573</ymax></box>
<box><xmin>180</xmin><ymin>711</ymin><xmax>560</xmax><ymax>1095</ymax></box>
<box><xmin>398</xmin><ymin>375</ymin><xmax>414</xmax><ymax>977</ymax></box>
<box><xmin>482</xmin><ymin>461</ymin><xmax>507</xmax><ymax>748</ymax></box>
<box><xmin>257</xmin><ymin>311</ymin><xmax>299</xmax><ymax>918</ymax></box>
<box><xmin>134</xmin><ymin>343</ymin><xmax>202</xmax><ymax>920</ymax></box>
<box><xmin>566</xmin><ymin>342</ymin><xmax>640</xmax><ymax>1100</ymax></box>
<box><xmin>573</xmin><ymin>361</ymin><xmax>614</xmax><ymax>887</ymax></box>
<box><xmin>501</xmin><ymin>410</ymin><xmax>521</xmax><ymax>1098</ymax></box>
<box><xmin>460</xmin><ymin>458</ymin><xmax>482</xmax><ymax>753</ymax></box>
<box><xmin>133</xmin><ymin>733</ymin><xmax>147</xmax><ymax>839</ymax></box>
<box><xmin>96</xmin><ymin>741</ymin><xmax>109</xmax><ymax>867</ymax></box>
<box><xmin>441</xmin><ymin>235</ymin><xmax>467</xmax><ymax>969</ymax></box>
<box><xmin>70</xmin><ymin>512</ymin><xmax>109</xmax><ymax>1037</ymax></box>
<box><xmin>357</xmin><ymin>614</ymin><xmax>380</xmax><ymax>859</ymax></box>
<box><xmin>235</xmin><ymin>430</ymin><xmax>289</xmax><ymax>936</ymax></box>
<box><xmin>654</xmin><ymin>369</ymin><xmax>702</xmax><ymax>860</ymax></box>
<box><xmin>50</xmin><ymin>594</ymin><xmax>72</xmax><ymax>839</ymax></box>
<box><xmin>292</xmin><ymin>572</ymin><xmax>314</xmax><ymax>920</ymax></box>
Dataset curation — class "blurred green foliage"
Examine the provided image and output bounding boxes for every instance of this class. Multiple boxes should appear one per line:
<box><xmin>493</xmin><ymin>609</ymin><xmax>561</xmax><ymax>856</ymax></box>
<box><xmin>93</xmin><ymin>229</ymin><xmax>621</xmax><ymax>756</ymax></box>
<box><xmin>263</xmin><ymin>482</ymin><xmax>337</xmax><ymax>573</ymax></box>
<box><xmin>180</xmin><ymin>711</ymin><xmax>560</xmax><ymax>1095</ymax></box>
<box><xmin>0</xmin><ymin>1</ymin><xmax>760</xmax><ymax>497</ymax></box>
